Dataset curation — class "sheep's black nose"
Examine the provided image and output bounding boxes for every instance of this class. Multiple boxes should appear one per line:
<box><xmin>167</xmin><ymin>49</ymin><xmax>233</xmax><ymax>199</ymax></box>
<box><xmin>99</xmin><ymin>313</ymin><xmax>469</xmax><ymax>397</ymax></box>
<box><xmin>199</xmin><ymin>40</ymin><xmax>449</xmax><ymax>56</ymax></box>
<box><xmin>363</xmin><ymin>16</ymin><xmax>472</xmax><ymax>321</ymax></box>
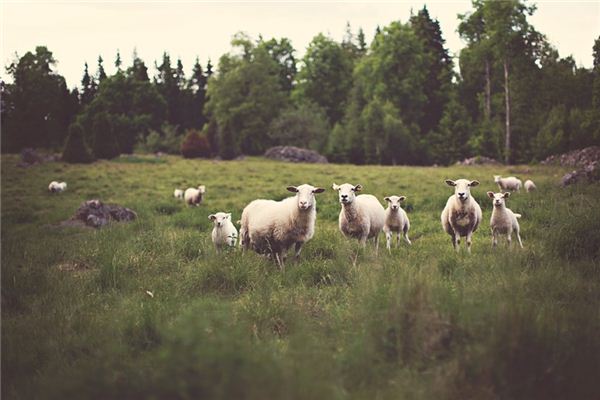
<box><xmin>458</xmin><ymin>192</ymin><xmax>465</xmax><ymax>197</ymax></box>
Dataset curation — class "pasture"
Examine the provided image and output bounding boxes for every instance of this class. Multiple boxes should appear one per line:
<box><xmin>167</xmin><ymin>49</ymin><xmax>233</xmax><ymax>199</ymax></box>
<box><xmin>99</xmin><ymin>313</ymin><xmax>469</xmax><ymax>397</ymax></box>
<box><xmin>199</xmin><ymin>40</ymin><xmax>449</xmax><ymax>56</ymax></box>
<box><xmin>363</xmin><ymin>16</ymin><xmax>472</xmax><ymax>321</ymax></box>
<box><xmin>2</xmin><ymin>154</ymin><xmax>599</xmax><ymax>399</ymax></box>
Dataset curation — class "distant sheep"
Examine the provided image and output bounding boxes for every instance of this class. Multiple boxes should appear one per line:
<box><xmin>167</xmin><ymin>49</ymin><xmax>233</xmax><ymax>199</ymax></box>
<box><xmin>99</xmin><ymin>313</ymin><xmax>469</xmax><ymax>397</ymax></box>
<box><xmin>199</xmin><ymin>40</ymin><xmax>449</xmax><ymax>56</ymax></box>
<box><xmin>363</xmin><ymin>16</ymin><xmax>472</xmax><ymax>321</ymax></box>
<box><xmin>441</xmin><ymin>179</ymin><xmax>482</xmax><ymax>253</ymax></box>
<box><xmin>209</xmin><ymin>212</ymin><xmax>238</xmax><ymax>251</ymax></box>
<box><xmin>48</xmin><ymin>181</ymin><xmax>67</xmax><ymax>193</ymax></box>
<box><xmin>524</xmin><ymin>180</ymin><xmax>537</xmax><ymax>192</ymax></box>
<box><xmin>383</xmin><ymin>195</ymin><xmax>411</xmax><ymax>251</ymax></box>
<box><xmin>184</xmin><ymin>185</ymin><xmax>206</xmax><ymax>206</ymax></box>
<box><xmin>487</xmin><ymin>191</ymin><xmax>523</xmax><ymax>248</ymax></box>
<box><xmin>494</xmin><ymin>175</ymin><xmax>522</xmax><ymax>192</ymax></box>
<box><xmin>332</xmin><ymin>183</ymin><xmax>385</xmax><ymax>251</ymax></box>
<box><xmin>240</xmin><ymin>184</ymin><xmax>325</xmax><ymax>268</ymax></box>
<box><xmin>173</xmin><ymin>189</ymin><xmax>184</xmax><ymax>199</ymax></box>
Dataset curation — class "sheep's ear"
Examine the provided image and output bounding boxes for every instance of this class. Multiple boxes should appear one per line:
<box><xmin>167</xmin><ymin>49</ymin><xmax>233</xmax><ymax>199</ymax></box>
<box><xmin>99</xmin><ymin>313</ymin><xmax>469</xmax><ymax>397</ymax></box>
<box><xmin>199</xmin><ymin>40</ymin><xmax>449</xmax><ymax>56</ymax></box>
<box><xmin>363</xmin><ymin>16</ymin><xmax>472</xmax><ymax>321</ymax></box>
<box><xmin>353</xmin><ymin>184</ymin><xmax>363</xmax><ymax>192</ymax></box>
<box><xmin>487</xmin><ymin>191</ymin><xmax>495</xmax><ymax>198</ymax></box>
<box><xmin>399</xmin><ymin>196</ymin><xmax>406</xmax><ymax>202</ymax></box>
<box><xmin>503</xmin><ymin>192</ymin><xmax>511</xmax><ymax>198</ymax></box>
<box><xmin>313</xmin><ymin>187</ymin><xmax>325</xmax><ymax>194</ymax></box>
<box><xmin>384</xmin><ymin>196</ymin><xmax>390</xmax><ymax>202</ymax></box>
<box><xmin>286</xmin><ymin>186</ymin><xmax>299</xmax><ymax>193</ymax></box>
<box><xmin>332</xmin><ymin>183</ymin><xmax>340</xmax><ymax>191</ymax></box>
<box><xmin>469</xmin><ymin>180</ymin><xmax>480</xmax><ymax>187</ymax></box>
<box><xmin>199</xmin><ymin>185</ymin><xmax>206</xmax><ymax>192</ymax></box>
<box><xmin>445</xmin><ymin>180</ymin><xmax>456</xmax><ymax>186</ymax></box>
<box><xmin>226</xmin><ymin>213</ymin><xmax>232</xmax><ymax>219</ymax></box>
<box><xmin>208</xmin><ymin>214</ymin><xmax>216</xmax><ymax>220</ymax></box>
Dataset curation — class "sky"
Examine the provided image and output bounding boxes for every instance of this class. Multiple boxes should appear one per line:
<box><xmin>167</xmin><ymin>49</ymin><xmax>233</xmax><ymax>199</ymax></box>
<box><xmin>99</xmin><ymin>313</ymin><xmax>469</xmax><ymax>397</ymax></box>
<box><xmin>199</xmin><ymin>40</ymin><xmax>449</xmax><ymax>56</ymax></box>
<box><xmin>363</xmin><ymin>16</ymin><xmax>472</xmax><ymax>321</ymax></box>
<box><xmin>2</xmin><ymin>1</ymin><xmax>599</xmax><ymax>89</ymax></box>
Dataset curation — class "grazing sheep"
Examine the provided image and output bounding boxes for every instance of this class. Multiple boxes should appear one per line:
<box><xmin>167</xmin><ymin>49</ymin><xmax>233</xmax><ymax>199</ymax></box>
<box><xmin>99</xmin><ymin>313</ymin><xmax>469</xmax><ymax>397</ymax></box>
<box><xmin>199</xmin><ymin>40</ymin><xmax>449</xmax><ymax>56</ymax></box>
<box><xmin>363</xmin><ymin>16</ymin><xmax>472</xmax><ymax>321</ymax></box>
<box><xmin>383</xmin><ymin>195</ymin><xmax>411</xmax><ymax>251</ymax></box>
<box><xmin>48</xmin><ymin>181</ymin><xmax>67</xmax><ymax>193</ymax></box>
<box><xmin>441</xmin><ymin>179</ymin><xmax>482</xmax><ymax>253</ymax></box>
<box><xmin>494</xmin><ymin>175</ymin><xmax>522</xmax><ymax>192</ymax></box>
<box><xmin>173</xmin><ymin>189</ymin><xmax>184</xmax><ymax>199</ymax></box>
<box><xmin>332</xmin><ymin>183</ymin><xmax>385</xmax><ymax>251</ymax></box>
<box><xmin>209</xmin><ymin>212</ymin><xmax>238</xmax><ymax>251</ymax></box>
<box><xmin>184</xmin><ymin>185</ymin><xmax>206</xmax><ymax>206</ymax></box>
<box><xmin>240</xmin><ymin>184</ymin><xmax>325</xmax><ymax>268</ymax></box>
<box><xmin>524</xmin><ymin>179</ymin><xmax>537</xmax><ymax>192</ymax></box>
<box><xmin>487</xmin><ymin>191</ymin><xmax>523</xmax><ymax>248</ymax></box>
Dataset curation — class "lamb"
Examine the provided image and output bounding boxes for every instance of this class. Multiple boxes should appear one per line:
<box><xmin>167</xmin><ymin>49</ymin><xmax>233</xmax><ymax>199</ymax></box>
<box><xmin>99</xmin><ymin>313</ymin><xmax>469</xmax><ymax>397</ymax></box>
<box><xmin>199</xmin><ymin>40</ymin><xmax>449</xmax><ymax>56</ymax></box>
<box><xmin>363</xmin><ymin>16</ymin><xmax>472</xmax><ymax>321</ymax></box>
<box><xmin>332</xmin><ymin>183</ymin><xmax>385</xmax><ymax>251</ymax></box>
<box><xmin>383</xmin><ymin>195</ymin><xmax>411</xmax><ymax>251</ymax></box>
<box><xmin>184</xmin><ymin>185</ymin><xmax>206</xmax><ymax>206</ymax></box>
<box><xmin>209</xmin><ymin>212</ymin><xmax>238</xmax><ymax>251</ymax></box>
<box><xmin>48</xmin><ymin>181</ymin><xmax>67</xmax><ymax>193</ymax></box>
<box><xmin>173</xmin><ymin>189</ymin><xmax>184</xmax><ymax>199</ymax></box>
<box><xmin>487</xmin><ymin>191</ymin><xmax>523</xmax><ymax>248</ymax></box>
<box><xmin>441</xmin><ymin>179</ymin><xmax>482</xmax><ymax>253</ymax></box>
<box><xmin>494</xmin><ymin>175</ymin><xmax>522</xmax><ymax>192</ymax></box>
<box><xmin>240</xmin><ymin>184</ymin><xmax>325</xmax><ymax>268</ymax></box>
<box><xmin>524</xmin><ymin>179</ymin><xmax>537</xmax><ymax>192</ymax></box>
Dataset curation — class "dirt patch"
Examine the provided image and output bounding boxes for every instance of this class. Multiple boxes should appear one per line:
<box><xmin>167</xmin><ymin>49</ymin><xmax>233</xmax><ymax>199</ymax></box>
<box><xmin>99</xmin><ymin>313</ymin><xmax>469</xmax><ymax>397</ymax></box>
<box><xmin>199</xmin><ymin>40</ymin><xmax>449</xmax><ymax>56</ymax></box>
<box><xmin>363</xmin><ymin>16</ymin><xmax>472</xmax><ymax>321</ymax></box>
<box><xmin>56</xmin><ymin>260</ymin><xmax>92</xmax><ymax>273</ymax></box>
<box><xmin>62</xmin><ymin>199</ymin><xmax>137</xmax><ymax>228</ymax></box>
<box><xmin>264</xmin><ymin>146</ymin><xmax>328</xmax><ymax>163</ymax></box>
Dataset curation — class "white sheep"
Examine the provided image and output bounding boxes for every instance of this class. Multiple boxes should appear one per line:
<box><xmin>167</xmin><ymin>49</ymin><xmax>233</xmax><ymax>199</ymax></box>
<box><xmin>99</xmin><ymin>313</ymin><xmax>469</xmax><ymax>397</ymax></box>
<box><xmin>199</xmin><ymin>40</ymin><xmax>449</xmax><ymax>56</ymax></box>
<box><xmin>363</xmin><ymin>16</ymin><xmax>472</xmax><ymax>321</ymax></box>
<box><xmin>332</xmin><ymin>183</ymin><xmax>385</xmax><ymax>252</ymax></box>
<box><xmin>494</xmin><ymin>175</ymin><xmax>522</xmax><ymax>192</ymax></box>
<box><xmin>48</xmin><ymin>181</ymin><xmax>67</xmax><ymax>193</ymax></box>
<box><xmin>184</xmin><ymin>185</ymin><xmax>206</xmax><ymax>206</ymax></box>
<box><xmin>441</xmin><ymin>179</ymin><xmax>482</xmax><ymax>253</ymax></box>
<box><xmin>173</xmin><ymin>189</ymin><xmax>184</xmax><ymax>199</ymax></box>
<box><xmin>487</xmin><ymin>191</ymin><xmax>523</xmax><ymax>248</ymax></box>
<box><xmin>209</xmin><ymin>212</ymin><xmax>238</xmax><ymax>251</ymax></box>
<box><xmin>240</xmin><ymin>184</ymin><xmax>325</xmax><ymax>268</ymax></box>
<box><xmin>383</xmin><ymin>195</ymin><xmax>411</xmax><ymax>251</ymax></box>
<box><xmin>524</xmin><ymin>179</ymin><xmax>537</xmax><ymax>192</ymax></box>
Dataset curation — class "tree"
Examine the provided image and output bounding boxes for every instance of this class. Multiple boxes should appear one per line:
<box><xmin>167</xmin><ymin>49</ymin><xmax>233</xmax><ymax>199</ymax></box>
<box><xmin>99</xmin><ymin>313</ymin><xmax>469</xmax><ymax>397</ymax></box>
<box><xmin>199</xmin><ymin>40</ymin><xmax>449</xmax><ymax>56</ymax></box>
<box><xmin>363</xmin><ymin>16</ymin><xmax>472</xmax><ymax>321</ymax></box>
<box><xmin>180</xmin><ymin>130</ymin><xmax>211</xmax><ymax>158</ymax></box>
<box><xmin>97</xmin><ymin>56</ymin><xmax>107</xmax><ymax>82</ymax></box>
<box><xmin>91</xmin><ymin>111</ymin><xmax>120</xmax><ymax>159</ymax></box>
<box><xmin>80</xmin><ymin>62</ymin><xmax>97</xmax><ymax>105</ymax></box>
<box><xmin>155</xmin><ymin>52</ymin><xmax>182</xmax><ymax>126</ymax></box>
<box><xmin>258</xmin><ymin>37</ymin><xmax>297</xmax><ymax>93</ymax></box>
<box><xmin>268</xmin><ymin>102</ymin><xmax>330</xmax><ymax>151</ymax></box>
<box><xmin>115</xmin><ymin>50</ymin><xmax>122</xmax><ymax>72</ymax></box>
<box><xmin>429</xmin><ymin>91</ymin><xmax>473</xmax><ymax>164</ymax></box>
<box><xmin>62</xmin><ymin>122</ymin><xmax>94</xmax><ymax>163</ymax></box>
<box><xmin>187</xmin><ymin>57</ymin><xmax>207</xmax><ymax>129</ymax></box>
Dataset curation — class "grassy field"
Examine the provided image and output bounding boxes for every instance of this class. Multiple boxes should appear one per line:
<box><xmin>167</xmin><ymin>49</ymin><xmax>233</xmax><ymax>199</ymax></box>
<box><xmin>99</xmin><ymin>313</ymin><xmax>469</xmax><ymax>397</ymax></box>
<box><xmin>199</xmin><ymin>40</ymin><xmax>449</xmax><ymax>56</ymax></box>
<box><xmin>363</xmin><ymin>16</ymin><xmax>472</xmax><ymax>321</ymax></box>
<box><xmin>2</xmin><ymin>153</ymin><xmax>600</xmax><ymax>399</ymax></box>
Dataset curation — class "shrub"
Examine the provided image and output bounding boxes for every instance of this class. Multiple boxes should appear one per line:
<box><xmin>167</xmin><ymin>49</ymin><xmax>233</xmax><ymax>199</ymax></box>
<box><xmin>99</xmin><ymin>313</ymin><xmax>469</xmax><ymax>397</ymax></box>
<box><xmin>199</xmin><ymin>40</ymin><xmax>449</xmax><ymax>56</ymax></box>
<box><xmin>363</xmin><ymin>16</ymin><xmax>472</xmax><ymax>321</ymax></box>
<box><xmin>92</xmin><ymin>112</ymin><xmax>120</xmax><ymax>159</ymax></box>
<box><xmin>180</xmin><ymin>130</ymin><xmax>211</xmax><ymax>158</ymax></box>
<box><xmin>62</xmin><ymin>123</ymin><xmax>94</xmax><ymax>163</ymax></box>
<box><xmin>135</xmin><ymin>124</ymin><xmax>182</xmax><ymax>154</ymax></box>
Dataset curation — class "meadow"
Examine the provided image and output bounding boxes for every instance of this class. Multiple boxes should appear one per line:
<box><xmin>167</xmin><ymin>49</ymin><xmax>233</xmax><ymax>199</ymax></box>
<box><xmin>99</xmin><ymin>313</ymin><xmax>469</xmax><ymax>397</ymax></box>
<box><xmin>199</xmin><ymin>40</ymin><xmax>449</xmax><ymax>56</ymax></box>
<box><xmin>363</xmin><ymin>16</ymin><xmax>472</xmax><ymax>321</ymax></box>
<box><xmin>2</xmin><ymin>154</ymin><xmax>599</xmax><ymax>399</ymax></box>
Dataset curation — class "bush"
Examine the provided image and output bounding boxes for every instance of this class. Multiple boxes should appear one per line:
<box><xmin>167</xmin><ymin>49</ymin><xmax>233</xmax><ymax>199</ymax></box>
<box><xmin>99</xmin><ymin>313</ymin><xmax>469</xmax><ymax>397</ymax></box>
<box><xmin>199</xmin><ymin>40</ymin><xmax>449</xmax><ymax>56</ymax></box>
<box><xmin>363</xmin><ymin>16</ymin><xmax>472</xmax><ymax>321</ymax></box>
<box><xmin>62</xmin><ymin>123</ymin><xmax>94</xmax><ymax>163</ymax></box>
<box><xmin>180</xmin><ymin>130</ymin><xmax>211</xmax><ymax>158</ymax></box>
<box><xmin>134</xmin><ymin>124</ymin><xmax>182</xmax><ymax>154</ymax></box>
<box><xmin>92</xmin><ymin>112</ymin><xmax>120</xmax><ymax>159</ymax></box>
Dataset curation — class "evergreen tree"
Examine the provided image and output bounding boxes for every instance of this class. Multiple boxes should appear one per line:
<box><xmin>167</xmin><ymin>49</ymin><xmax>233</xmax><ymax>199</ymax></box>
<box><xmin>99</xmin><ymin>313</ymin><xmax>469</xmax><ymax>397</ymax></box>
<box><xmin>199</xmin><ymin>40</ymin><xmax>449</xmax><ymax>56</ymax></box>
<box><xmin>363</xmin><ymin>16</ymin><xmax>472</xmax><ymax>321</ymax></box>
<box><xmin>91</xmin><ymin>111</ymin><xmax>120</xmax><ymax>159</ymax></box>
<box><xmin>80</xmin><ymin>62</ymin><xmax>97</xmax><ymax>105</ymax></box>
<box><xmin>357</xmin><ymin>27</ymin><xmax>367</xmax><ymax>56</ymax></box>
<box><xmin>188</xmin><ymin>57</ymin><xmax>207</xmax><ymax>129</ymax></box>
<box><xmin>97</xmin><ymin>56</ymin><xmax>107</xmax><ymax>82</ymax></box>
<box><xmin>128</xmin><ymin>49</ymin><xmax>149</xmax><ymax>82</ymax></box>
<box><xmin>206</xmin><ymin>59</ymin><xmax>214</xmax><ymax>78</ymax></box>
<box><xmin>115</xmin><ymin>50</ymin><xmax>122</xmax><ymax>72</ymax></box>
<box><xmin>62</xmin><ymin>122</ymin><xmax>94</xmax><ymax>163</ymax></box>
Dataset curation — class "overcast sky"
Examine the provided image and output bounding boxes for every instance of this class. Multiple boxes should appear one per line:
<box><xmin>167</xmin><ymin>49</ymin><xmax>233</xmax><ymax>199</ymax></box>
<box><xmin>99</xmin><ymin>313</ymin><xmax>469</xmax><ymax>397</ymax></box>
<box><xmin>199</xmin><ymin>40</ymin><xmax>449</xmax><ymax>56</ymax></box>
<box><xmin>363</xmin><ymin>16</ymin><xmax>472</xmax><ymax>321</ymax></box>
<box><xmin>2</xmin><ymin>1</ymin><xmax>599</xmax><ymax>89</ymax></box>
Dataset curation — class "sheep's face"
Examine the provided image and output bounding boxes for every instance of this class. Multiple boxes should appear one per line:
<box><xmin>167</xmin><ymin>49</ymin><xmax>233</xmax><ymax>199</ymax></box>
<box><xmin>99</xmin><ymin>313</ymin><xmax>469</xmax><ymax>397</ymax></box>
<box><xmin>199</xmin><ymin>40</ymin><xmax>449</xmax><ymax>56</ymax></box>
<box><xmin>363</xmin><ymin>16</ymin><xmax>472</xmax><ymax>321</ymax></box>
<box><xmin>209</xmin><ymin>212</ymin><xmax>231</xmax><ymax>228</ymax></box>
<box><xmin>287</xmin><ymin>184</ymin><xmax>325</xmax><ymax>210</ymax></box>
<box><xmin>487</xmin><ymin>191</ymin><xmax>509</xmax><ymax>208</ymax></box>
<box><xmin>198</xmin><ymin>185</ymin><xmax>206</xmax><ymax>193</ymax></box>
<box><xmin>494</xmin><ymin>175</ymin><xmax>501</xmax><ymax>183</ymax></box>
<box><xmin>446</xmin><ymin>179</ymin><xmax>479</xmax><ymax>202</ymax></box>
<box><xmin>332</xmin><ymin>183</ymin><xmax>362</xmax><ymax>205</ymax></box>
<box><xmin>384</xmin><ymin>195</ymin><xmax>406</xmax><ymax>211</ymax></box>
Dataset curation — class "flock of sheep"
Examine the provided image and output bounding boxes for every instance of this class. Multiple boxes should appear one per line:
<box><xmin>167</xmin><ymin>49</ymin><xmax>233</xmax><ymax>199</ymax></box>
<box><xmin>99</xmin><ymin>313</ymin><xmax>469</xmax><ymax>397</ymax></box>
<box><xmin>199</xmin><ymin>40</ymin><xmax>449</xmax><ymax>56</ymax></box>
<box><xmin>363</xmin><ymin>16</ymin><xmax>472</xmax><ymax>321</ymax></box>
<box><xmin>48</xmin><ymin>174</ymin><xmax>536</xmax><ymax>268</ymax></box>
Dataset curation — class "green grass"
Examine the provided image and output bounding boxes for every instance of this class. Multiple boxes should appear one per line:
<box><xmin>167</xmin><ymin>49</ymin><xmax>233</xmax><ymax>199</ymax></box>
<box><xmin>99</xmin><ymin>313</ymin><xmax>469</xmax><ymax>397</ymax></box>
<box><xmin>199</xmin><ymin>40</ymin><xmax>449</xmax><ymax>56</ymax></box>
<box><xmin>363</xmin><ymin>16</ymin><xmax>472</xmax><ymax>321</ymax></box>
<box><xmin>2</xmin><ymin>154</ymin><xmax>599</xmax><ymax>399</ymax></box>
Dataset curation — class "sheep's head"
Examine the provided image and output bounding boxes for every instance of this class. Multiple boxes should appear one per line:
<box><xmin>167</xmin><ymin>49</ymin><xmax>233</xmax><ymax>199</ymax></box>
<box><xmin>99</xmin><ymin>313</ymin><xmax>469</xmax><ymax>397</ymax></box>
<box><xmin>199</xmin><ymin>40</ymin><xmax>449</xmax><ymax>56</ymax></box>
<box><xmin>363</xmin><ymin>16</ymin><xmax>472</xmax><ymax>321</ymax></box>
<box><xmin>332</xmin><ymin>183</ymin><xmax>362</xmax><ymax>205</ymax></box>
<box><xmin>384</xmin><ymin>195</ymin><xmax>406</xmax><ymax>211</ymax></box>
<box><xmin>446</xmin><ymin>179</ymin><xmax>479</xmax><ymax>202</ymax></box>
<box><xmin>487</xmin><ymin>191</ymin><xmax>509</xmax><ymax>208</ymax></box>
<box><xmin>287</xmin><ymin>184</ymin><xmax>325</xmax><ymax>210</ymax></box>
<box><xmin>493</xmin><ymin>175</ymin><xmax>501</xmax><ymax>183</ymax></box>
<box><xmin>198</xmin><ymin>185</ymin><xmax>206</xmax><ymax>193</ymax></box>
<box><xmin>209</xmin><ymin>212</ymin><xmax>231</xmax><ymax>228</ymax></box>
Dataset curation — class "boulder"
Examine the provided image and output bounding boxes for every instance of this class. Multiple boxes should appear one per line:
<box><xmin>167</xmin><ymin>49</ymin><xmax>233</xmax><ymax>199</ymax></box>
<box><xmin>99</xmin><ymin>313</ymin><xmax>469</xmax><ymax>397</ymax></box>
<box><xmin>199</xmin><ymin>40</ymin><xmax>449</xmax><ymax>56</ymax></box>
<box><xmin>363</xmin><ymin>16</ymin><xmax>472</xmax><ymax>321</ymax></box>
<box><xmin>63</xmin><ymin>199</ymin><xmax>137</xmax><ymax>228</ymax></box>
<box><xmin>264</xmin><ymin>146</ymin><xmax>328</xmax><ymax>164</ymax></box>
<box><xmin>543</xmin><ymin>147</ymin><xmax>600</xmax><ymax>186</ymax></box>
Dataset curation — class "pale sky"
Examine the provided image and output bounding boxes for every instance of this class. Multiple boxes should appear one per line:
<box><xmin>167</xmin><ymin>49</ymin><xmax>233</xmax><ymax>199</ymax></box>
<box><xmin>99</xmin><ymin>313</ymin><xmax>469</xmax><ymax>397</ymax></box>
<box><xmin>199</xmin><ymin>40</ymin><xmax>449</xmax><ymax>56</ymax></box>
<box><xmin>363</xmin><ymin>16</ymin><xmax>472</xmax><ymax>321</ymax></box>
<box><xmin>2</xmin><ymin>1</ymin><xmax>599</xmax><ymax>89</ymax></box>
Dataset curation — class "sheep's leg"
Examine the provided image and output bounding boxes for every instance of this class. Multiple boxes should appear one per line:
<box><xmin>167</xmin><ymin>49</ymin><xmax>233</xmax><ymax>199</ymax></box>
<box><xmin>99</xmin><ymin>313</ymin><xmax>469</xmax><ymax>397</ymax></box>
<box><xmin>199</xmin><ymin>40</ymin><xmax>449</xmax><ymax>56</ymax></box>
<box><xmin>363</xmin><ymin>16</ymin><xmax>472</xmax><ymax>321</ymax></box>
<box><xmin>294</xmin><ymin>242</ymin><xmax>303</xmax><ymax>261</ymax></box>
<box><xmin>466</xmin><ymin>232</ymin><xmax>473</xmax><ymax>254</ymax></box>
<box><xmin>516</xmin><ymin>230</ymin><xmax>524</xmax><ymax>249</ymax></box>
<box><xmin>507</xmin><ymin>231</ymin><xmax>512</xmax><ymax>248</ymax></box>
<box><xmin>451</xmin><ymin>233</ymin><xmax>458</xmax><ymax>251</ymax></box>
<box><xmin>386</xmin><ymin>231</ymin><xmax>392</xmax><ymax>252</ymax></box>
<box><xmin>396</xmin><ymin>232</ymin><xmax>401</xmax><ymax>248</ymax></box>
<box><xmin>492</xmin><ymin>229</ymin><xmax>498</xmax><ymax>248</ymax></box>
<box><xmin>403</xmin><ymin>227</ymin><xmax>411</xmax><ymax>245</ymax></box>
<box><xmin>275</xmin><ymin>252</ymin><xmax>285</xmax><ymax>271</ymax></box>
<box><xmin>375</xmin><ymin>234</ymin><xmax>379</xmax><ymax>256</ymax></box>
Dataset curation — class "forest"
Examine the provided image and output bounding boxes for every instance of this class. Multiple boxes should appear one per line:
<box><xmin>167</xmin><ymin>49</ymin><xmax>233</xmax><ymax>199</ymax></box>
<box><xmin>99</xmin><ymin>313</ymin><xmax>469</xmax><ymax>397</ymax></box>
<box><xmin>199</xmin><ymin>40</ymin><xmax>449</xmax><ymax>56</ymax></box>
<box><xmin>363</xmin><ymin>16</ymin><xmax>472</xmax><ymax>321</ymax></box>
<box><xmin>2</xmin><ymin>0</ymin><xmax>599</xmax><ymax>165</ymax></box>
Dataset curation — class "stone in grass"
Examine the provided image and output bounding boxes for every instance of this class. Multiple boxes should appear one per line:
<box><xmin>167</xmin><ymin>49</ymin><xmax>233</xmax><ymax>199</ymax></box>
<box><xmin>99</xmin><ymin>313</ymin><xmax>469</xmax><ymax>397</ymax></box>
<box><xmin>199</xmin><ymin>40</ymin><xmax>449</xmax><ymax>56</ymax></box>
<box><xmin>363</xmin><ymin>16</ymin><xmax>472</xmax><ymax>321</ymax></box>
<box><xmin>63</xmin><ymin>199</ymin><xmax>137</xmax><ymax>228</ymax></box>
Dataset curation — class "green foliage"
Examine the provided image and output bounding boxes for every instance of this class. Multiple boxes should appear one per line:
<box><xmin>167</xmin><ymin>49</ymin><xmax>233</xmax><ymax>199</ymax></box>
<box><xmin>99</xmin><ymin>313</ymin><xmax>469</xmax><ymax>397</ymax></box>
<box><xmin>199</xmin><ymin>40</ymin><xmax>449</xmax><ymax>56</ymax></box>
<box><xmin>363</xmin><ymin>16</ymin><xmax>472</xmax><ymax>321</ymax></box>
<box><xmin>134</xmin><ymin>123</ymin><xmax>182</xmax><ymax>154</ymax></box>
<box><xmin>268</xmin><ymin>102</ymin><xmax>330</xmax><ymax>151</ymax></box>
<box><xmin>180</xmin><ymin>130</ymin><xmax>211</xmax><ymax>158</ymax></box>
<box><xmin>91</xmin><ymin>111</ymin><xmax>120</xmax><ymax>159</ymax></box>
<box><xmin>61</xmin><ymin>122</ymin><xmax>94</xmax><ymax>163</ymax></box>
<box><xmin>429</xmin><ymin>93</ymin><xmax>474</xmax><ymax>165</ymax></box>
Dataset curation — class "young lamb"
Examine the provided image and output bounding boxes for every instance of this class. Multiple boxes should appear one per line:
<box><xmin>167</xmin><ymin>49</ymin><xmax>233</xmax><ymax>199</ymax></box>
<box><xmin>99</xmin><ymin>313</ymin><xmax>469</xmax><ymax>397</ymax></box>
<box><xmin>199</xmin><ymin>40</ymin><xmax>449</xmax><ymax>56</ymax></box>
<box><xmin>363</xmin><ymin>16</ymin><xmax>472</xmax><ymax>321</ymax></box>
<box><xmin>383</xmin><ymin>195</ymin><xmax>411</xmax><ymax>251</ymax></box>
<box><xmin>184</xmin><ymin>185</ymin><xmax>206</xmax><ymax>206</ymax></box>
<box><xmin>332</xmin><ymin>183</ymin><xmax>385</xmax><ymax>251</ymax></box>
<box><xmin>524</xmin><ymin>179</ymin><xmax>537</xmax><ymax>192</ymax></box>
<box><xmin>494</xmin><ymin>175</ymin><xmax>522</xmax><ymax>192</ymax></box>
<box><xmin>487</xmin><ymin>191</ymin><xmax>523</xmax><ymax>248</ymax></box>
<box><xmin>48</xmin><ymin>181</ymin><xmax>67</xmax><ymax>193</ymax></box>
<box><xmin>173</xmin><ymin>189</ymin><xmax>184</xmax><ymax>199</ymax></box>
<box><xmin>209</xmin><ymin>212</ymin><xmax>238</xmax><ymax>252</ymax></box>
<box><xmin>240</xmin><ymin>184</ymin><xmax>325</xmax><ymax>268</ymax></box>
<box><xmin>441</xmin><ymin>179</ymin><xmax>482</xmax><ymax>253</ymax></box>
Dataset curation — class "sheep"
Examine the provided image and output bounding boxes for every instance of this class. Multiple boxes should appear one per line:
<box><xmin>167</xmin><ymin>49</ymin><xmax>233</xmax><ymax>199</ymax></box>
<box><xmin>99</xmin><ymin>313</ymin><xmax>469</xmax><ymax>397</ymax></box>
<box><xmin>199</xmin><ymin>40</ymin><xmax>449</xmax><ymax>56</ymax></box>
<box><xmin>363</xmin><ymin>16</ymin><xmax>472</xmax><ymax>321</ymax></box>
<box><xmin>173</xmin><ymin>189</ymin><xmax>184</xmax><ymax>199</ymax></box>
<box><xmin>383</xmin><ymin>195</ymin><xmax>411</xmax><ymax>251</ymax></box>
<box><xmin>48</xmin><ymin>181</ymin><xmax>67</xmax><ymax>193</ymax></box>
<box><xmin>184</xmin><ymin>185</ymin><xmax>206</xmax><ymax>206</ymax></box>
<box><xmin>494</xmin><ymin>175</ymin><xmax>522</xmax><ymax>192</ymax></box>
<box><xmin>332</xmin><ymin>183</ymin><xmax>385</xmax><ymax>252</ymax></box>
<box><xmin>524</xmin><ymin>179</ymin><xmax>537</xmax><ymax>192</ymax></box>
<box><xmin>487</xmin><ymin>191</ymin><xmax>523</xmax><ymax>248</ymax></box>
<box><xmin>240</xmin><ymin>184</ymin><xmax>325</xmax><ymax>268</ymax></box>
<box><xmin>441</xmin><ymin>179</ymin><xmax>482</xmax><ymax>253</ymax></box>
<box><xmin>208</xmin><ymin>212</ymin><xmax>238</xmax><ymax>251</ymax></box>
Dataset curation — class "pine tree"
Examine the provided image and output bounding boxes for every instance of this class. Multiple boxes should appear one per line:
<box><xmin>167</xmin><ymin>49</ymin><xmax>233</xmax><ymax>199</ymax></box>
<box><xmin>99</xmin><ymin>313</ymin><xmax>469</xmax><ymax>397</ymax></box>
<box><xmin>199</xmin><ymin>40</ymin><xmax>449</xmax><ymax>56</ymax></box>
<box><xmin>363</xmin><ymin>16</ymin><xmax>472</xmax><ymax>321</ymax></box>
<box><xmin>91</xmin><ymin>111</ymin><xmax>120</xmax><ymax>159</ymax></box>
<box><xmin>97</xmin><ymin>56</ymin><xmax>107</xmax><ymax>82</ymax></box>
<box><xmin>128</xmin><ymin>49</ymin><xmax>149</xmax><ymax>82</ymax></box>
<box><xmin>115</xmin><ymin>50</ymin><xmax>122</xmax><ymax>72</ymax></box>
<box><xmin>62</xmin><ymin>122</ymin><xmax>94</xmax><ymax>163</ymax></box>
<box><xmin>357</xmin><ymin>28</ymin><xmax>367</xmax><ymax>56</ymax></box>
<box><xmin>80</xmin><ymin>62</ymin><xmax>97</xmax><ymax>105</ymax></box>
<box><xmin>188</xmin><ymin>57</ymin><xmax>207</xmax><ymax>129</ymax></box>
<box><xmin>206</xmin><ymin>59</ymin><xmax>214</xmax><ymax>78</ymax></box>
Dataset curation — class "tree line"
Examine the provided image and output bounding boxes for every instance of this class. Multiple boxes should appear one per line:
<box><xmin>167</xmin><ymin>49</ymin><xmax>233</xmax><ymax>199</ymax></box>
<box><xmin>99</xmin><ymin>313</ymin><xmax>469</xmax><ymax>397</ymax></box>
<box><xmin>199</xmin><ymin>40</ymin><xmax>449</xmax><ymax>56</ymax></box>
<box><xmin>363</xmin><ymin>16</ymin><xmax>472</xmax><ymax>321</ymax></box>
<box><xmin>2</xmin><ymin>0</ymin><xmax>599</xmax><ymax>164</ymax></box>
